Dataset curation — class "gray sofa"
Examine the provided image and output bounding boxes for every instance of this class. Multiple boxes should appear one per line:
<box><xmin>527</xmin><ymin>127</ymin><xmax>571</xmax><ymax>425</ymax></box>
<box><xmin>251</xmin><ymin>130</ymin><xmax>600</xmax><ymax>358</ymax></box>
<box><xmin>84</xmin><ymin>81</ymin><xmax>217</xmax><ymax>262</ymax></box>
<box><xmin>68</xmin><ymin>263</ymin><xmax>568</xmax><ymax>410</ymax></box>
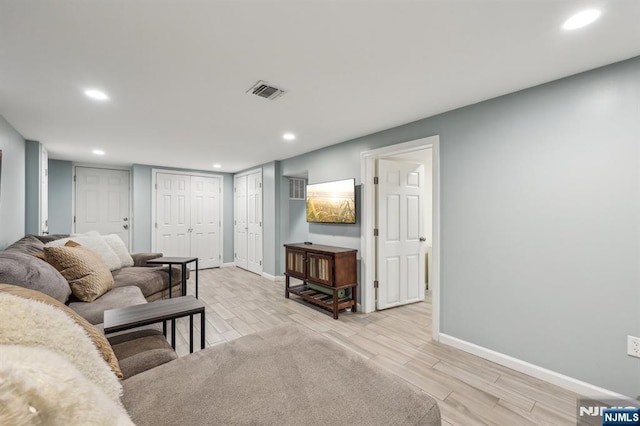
<box><xmin>0</xmin><ymin>234</ymin><xmax>185</xmax><ymax>324</ymax></box>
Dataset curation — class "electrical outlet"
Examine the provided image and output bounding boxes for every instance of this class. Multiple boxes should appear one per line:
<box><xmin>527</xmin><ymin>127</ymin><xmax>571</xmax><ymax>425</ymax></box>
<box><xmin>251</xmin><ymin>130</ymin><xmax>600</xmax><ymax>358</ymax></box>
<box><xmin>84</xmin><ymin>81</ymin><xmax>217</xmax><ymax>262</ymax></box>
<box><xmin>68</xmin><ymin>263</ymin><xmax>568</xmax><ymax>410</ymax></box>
<box><xmin>628</xmin><ymin>336</ymin><xmax>640</xmax><ymax>358</ymax></box>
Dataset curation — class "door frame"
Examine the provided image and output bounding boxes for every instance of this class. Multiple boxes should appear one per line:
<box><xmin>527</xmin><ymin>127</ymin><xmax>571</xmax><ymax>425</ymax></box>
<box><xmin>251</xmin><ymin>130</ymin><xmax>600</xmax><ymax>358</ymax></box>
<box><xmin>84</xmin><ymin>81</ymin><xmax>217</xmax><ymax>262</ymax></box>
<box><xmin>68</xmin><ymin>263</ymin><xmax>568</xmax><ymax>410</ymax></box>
<box><xmin>360</xmin><ymin>135</ymin><xmax>441</xmax><ymax>341</ymax></box>
<box><xmin>151</xmin><ymin>168</ymin><xmax>225</xmax><ymax>258</ymax></box>
<box><xmin>233</xmin><ymin>168</ymin><xmax>263</xmax><ymax>273</ymax></box>
<box><xmin>72</xmin><ymin>164</ymin><xmax>132</xmax><ymax>249</ymax></box>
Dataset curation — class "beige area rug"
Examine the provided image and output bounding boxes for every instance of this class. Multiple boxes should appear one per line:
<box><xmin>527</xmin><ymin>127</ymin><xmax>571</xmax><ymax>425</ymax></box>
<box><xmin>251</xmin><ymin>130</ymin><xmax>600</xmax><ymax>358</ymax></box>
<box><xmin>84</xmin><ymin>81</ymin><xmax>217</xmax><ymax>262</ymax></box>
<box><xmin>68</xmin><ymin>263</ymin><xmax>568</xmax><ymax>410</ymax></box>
<box><xmin>123</xmin><ymin>324</ymin><xmax>441</xmax><ymax>425</ymax></box>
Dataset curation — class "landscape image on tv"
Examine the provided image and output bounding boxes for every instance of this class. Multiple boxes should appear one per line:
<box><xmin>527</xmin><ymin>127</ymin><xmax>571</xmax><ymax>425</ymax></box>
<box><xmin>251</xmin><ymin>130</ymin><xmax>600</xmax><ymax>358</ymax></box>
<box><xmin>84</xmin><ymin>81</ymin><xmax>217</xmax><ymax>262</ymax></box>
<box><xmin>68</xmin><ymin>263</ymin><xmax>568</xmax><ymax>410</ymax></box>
<box><xmin>306</xmin><ymin>178</ymin><xmax>356</xmax><ymax>224</ymax></box>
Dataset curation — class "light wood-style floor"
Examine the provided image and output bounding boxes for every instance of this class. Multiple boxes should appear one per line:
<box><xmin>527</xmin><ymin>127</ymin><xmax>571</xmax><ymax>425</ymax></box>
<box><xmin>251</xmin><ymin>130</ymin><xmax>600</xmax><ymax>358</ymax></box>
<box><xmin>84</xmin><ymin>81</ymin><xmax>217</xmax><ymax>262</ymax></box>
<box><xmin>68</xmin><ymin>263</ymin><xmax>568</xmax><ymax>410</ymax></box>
<box><xmin>172</xmin><ymin>267</ymin><xmax>579</xmax><ymax>425</ymax></box>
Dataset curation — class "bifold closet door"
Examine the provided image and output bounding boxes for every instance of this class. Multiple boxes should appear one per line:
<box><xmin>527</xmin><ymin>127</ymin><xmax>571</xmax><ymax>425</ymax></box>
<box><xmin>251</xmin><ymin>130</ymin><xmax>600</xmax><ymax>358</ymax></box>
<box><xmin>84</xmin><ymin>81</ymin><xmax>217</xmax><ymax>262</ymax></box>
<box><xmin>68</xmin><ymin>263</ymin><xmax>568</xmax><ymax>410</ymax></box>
<box><xmin>234</xmin><ymin>175</ymin><xmax>248</xmax><ymax>270</ymax></box>
<box><xmin>155</xmin><ymin>173</ymin><xmax>221</xmax><ymax>268</ymax></box>
<box><xmin>247</xmin><ymin>171</ymin><xmax>262</xmax><ymax>275</ymax></box>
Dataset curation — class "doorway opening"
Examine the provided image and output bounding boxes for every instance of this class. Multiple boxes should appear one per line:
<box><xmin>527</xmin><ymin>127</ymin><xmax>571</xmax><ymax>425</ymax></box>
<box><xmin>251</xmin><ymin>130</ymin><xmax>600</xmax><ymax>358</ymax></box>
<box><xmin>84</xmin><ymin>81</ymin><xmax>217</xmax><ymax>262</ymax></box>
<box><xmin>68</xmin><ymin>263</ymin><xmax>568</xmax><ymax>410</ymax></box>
<box><xmin>360</xmin><ymin>135</ymin><xmax>440</xmax><ymax>341</ymax></box>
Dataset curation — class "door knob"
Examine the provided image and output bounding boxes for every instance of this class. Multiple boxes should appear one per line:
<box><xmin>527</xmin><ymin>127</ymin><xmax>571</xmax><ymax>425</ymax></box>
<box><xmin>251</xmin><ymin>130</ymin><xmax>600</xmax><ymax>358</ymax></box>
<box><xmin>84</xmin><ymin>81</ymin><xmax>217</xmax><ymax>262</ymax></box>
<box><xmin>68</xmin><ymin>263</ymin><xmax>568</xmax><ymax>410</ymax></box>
<box><xmin>123</xmin><ymin>217</ymin><xmax>129</xmax><ymax>222</ymax></box>
<box><xmin>419</xmin><ymin>237</ymin><xmax>426</xmax><ymax>242</ymax></box>
<box><xmin>123</xmin><ymin>224</ymin><xmax>129</xmax><ymax>230</ymax></box>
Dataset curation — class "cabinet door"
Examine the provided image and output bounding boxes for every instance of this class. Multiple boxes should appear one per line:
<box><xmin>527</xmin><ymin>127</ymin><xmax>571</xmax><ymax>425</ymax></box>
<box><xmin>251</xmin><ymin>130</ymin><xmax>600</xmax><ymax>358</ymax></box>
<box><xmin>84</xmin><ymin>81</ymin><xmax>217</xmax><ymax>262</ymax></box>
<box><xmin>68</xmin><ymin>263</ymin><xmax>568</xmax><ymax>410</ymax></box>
<box><xmin>307</xmin><ymin>253</ymin><xmax>334</xmax><ymax>286</ymax></box>
<box><xmin>286</xmin><ymin>248</ymin><xmax>306</xmax><ymax>279</ymax></box>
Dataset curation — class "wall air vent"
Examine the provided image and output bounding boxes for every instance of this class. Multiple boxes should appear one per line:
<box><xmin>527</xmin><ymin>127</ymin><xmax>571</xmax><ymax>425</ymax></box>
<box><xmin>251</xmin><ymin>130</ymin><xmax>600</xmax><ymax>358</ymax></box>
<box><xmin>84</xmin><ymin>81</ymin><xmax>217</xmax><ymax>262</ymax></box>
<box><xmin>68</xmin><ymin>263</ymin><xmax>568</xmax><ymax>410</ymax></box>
<box><xmin>247</xmin><ymin>80</ymin><xmax>286</xmax><ymax>101</ymax></box>
<box><xmin>289</xmin><ymin>178</ymin><xmax>306</xmax><ymax>200</ymax></box>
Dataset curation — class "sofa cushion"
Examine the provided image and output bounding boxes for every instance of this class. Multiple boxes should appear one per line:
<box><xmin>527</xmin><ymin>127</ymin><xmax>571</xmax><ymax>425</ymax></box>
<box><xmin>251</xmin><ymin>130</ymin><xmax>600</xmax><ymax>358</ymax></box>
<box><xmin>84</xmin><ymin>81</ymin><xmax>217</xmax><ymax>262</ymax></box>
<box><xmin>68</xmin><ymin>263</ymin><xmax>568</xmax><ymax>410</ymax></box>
<box><xmin>3</xmin><ymin>234</ymin><xmax>45</xmax><ymax>256</ymax></box>
<box><xmin>108</xmin><ymin>329</ymin><xmax>178</xmax><ymax>378</ymax></box>
<box><xmin>0</xmin><ymin>293</ymin><xmax>123</xmax><ymax>403</ymax></box>
<box><xmin>46</xmin><ymin>235</ymin><xmax>121</xmax><ymax>271</ymax></box>
<box><xmin>69</xmin><ymin>285</ymin><xmax>147</xmax><ymax>325</ymax></box>
<box><xmin>0</xmin><ymin>251</ymin><xmax>72</xmax><ymax>303</ymax></box>
<box><xmin>0</xmin><ymin>345</ymin><xmax>134</xmax><ymax>426</ymax></box>
<box><xmin>111</xmin><ymin>266</ymin><xmax>182</xmax><ymax>298</ymax></box>
<box><xmin>0</xmin><ymin>284</ymin><xmax>123</xmax><ymax>379</ymax></box>
<box><xmin>44</xmin><ymin>244</ymin><xmax>114</xmax><ymax>302</ymax></box>
<box><xmin>104</xmin><ymin>234</ymin><xmax>134</xmax><ymax>268</ymax></box>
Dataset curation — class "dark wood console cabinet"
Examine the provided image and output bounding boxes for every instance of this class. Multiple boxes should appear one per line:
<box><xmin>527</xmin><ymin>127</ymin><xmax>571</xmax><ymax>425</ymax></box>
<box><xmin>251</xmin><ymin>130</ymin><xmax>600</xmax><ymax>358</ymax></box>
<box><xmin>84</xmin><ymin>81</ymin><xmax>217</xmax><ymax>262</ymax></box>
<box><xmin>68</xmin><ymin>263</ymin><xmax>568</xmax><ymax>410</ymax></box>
<box><xmin>284</xmin><ymin>243</ymin><xmax>358</xmax><ymax>319</ymax></box>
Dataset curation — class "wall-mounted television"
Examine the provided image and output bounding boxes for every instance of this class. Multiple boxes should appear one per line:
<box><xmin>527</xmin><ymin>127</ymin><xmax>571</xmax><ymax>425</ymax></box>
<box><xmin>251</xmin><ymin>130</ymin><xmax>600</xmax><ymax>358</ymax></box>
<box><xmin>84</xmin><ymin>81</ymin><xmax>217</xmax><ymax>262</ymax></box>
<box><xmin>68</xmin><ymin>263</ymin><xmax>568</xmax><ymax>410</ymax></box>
<box><xmin>306</xmin><ymin>178</ymin><xmax>356</xmax><ymax>224</ymax></box>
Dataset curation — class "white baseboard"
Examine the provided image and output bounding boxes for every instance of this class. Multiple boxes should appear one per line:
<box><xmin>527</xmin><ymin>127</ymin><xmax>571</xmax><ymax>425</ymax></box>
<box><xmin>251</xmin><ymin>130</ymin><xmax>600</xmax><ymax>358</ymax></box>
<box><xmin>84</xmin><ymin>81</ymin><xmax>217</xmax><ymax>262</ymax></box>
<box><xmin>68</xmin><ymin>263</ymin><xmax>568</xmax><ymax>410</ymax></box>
<box><xmin>438</xmin><ymin>333</ymin><xmax>629</xmax><ymax>399</ymax></box>
<box><xmin>221</xmin><ymin>262</ymin><xmax>235</xmax><ymax>268</ymax></box>
<box><xmin>262</xmin><ymin>272</ymin><xmax>285</xmax><ymax>282</ymax></box>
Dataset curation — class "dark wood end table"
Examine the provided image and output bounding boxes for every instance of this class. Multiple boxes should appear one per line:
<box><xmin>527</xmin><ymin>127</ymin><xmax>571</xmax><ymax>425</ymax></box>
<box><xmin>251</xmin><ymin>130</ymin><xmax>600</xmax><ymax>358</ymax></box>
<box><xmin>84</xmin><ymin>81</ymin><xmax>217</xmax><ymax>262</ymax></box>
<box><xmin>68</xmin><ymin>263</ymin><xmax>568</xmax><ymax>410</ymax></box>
<box><xmin>147</xmin><ymin>256</ymin><xmax>199</xmax><ymax>298</ymax></box>
<box><xmin>104</xmin><ymin>296</ymin><xmax>206</xmax><ymax>353</ymax></box>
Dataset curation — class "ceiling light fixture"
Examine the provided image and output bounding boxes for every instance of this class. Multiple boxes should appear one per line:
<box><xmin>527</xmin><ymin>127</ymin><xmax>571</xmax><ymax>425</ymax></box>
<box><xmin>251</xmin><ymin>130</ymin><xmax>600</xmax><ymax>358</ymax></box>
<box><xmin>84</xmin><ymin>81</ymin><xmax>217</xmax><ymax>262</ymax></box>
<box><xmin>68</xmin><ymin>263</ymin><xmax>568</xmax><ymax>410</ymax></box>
<box><xmin>562</xmin><ymin>9</ymin><xmax>601</xmax><ymax>30</ymax></box>
<box><xmin>84</xmin><ymin>89</ymin><xmax>109</xmax><ymax>101</ymax></box>
<box><xmin>92</xmin><ymin>149</ymin><xmax>105</xmax><ymax>155</ymax></box>
<box><xmin>213</xmin><ymin>164</ymin><xmax>222</xmax><ymax>169</ymax></box>
<box><xmin>283</xmin><ymin>133</ymin><xmax>296</xmax><ymax>141</ymax></box>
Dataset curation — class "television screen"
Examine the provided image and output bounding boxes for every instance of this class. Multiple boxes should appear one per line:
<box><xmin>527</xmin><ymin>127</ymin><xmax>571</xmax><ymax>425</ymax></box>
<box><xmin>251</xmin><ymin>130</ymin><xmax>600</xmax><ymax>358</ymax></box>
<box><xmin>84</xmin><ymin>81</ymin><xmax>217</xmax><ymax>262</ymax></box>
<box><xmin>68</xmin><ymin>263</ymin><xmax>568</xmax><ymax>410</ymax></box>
<box><xmin>306</xmin><ymin>178</ymin><xmax>356</xmax><ymax>224</ymax></box>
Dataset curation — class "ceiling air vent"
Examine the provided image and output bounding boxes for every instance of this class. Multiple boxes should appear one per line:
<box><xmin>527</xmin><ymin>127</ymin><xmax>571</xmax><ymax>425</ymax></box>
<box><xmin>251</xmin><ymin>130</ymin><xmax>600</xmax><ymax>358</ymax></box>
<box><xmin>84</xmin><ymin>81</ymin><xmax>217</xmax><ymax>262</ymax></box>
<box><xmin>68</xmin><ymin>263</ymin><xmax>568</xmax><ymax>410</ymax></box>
<box><xmin>289</xmin><ymin>178</ymin><xmax>306</xmax><ymax>200</ymax></box>
<box><xmin>247</xmin><ymin>80</ymin><xmax>286</xmax><ymax>101</ymax></box>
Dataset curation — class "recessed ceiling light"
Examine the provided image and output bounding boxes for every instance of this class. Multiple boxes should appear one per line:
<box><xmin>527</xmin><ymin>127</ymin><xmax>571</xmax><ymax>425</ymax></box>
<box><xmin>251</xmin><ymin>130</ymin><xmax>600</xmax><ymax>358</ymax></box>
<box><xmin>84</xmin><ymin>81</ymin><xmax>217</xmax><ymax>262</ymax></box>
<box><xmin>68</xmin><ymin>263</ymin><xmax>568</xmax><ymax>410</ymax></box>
<box><xmin>562</xmin><ymin>9</ymin><xmax>601</xmax><ymax>30</ymax></box>
<box><xmin>92</xmin><ymin>149</ymin><xmax>105</xmax><ymax>155</ymax></box>
<box><xmin>84</xmin><ymin>89</ymin><xmax>109</xmax><ymax>101</ymax></box>
<box><xmin>283</xmin><ymin>133</ymin><xmax>296</xmax><ymax>141</ymax></box>
<box><xmin>213</xmin><ymin>164</ymin><xmax>222</xmax><ymax>169</ymax></box>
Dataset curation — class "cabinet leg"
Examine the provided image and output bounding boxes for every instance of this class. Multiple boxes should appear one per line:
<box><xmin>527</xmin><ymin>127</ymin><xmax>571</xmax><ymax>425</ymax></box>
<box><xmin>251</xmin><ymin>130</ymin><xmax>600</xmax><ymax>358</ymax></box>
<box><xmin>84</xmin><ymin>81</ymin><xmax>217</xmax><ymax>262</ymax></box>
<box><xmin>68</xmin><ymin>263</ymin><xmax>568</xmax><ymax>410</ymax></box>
<box><xmin>333</xmin><ymin>289</ymin><xmax>339</xmax><ymax>320</ymax></box>
<box><xmin>285</xmin><ymin>275</ymin><xmax>290</xmax><ymax>299</ymax></box>
<box><xmin>352</xmin><ymin>285</ymin><xmax>357</xmax><ymax>313</ymax></box>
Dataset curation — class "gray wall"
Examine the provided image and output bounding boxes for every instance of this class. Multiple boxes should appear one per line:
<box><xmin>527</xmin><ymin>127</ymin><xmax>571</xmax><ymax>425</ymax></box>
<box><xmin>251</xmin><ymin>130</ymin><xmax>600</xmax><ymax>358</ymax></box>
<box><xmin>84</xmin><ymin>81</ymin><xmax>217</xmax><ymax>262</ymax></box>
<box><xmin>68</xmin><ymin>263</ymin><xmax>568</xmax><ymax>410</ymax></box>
<box><xmin>0</xmin><ymin>115</ymin><xmax>25</xmax><ymax>249</ymax></box>
<box><xmin>47</xmin><ymin>159</ymin><xmax>73</xmax><ymax>234</ymax></box>
<box><xmin>24</xmin><ymin>140</ymin><xmax>40</xmax><ymax>235</ymax></box>
<box><xmin>266</xmin><ymin>56</ymin><xmax>640</xmax><ymax>397</ymax></box>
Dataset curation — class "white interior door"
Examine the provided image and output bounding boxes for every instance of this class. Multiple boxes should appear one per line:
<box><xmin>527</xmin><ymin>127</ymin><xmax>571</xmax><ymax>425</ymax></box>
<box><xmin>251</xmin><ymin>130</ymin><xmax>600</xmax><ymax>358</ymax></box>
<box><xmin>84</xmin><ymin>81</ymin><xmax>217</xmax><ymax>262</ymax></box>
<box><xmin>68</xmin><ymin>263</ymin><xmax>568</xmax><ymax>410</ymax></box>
<box><xmin>376</xmin><ymin>159</ymin><xmax>426</xmax><ymax>310</ymax></box>
<box><xmin>247</xmin><ymin>171</ymin><xmax>263</xmax><ymax>274</ymax></box>
<box><xmin>191</xmin><ymin>176</ymin><xmax>221</xmax><ymax>269</ymax></box>
<box><xmin>155</xmin><ymin>173</ymin><xmax>190</xmax><ymax>257</ymax></box>
<box><xmin>75</xmin><ymin>167</ymin><xmax>130</xmax><ymax>246</ymax></box>
<box><xmin>234</xmin><ymin>175</ymin><xmax>248</xmax><ymax>269</ymax></box>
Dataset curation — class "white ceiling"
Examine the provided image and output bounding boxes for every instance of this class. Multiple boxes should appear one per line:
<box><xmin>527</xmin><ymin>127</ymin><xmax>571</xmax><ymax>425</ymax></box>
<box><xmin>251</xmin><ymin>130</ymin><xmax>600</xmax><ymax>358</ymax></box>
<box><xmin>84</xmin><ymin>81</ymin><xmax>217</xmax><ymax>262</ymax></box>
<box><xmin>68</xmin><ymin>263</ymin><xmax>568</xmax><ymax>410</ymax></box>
<box><xmin>1</xmin><ymin>1</ymin><xmax>639</xmax><ymax>173</ymax></box>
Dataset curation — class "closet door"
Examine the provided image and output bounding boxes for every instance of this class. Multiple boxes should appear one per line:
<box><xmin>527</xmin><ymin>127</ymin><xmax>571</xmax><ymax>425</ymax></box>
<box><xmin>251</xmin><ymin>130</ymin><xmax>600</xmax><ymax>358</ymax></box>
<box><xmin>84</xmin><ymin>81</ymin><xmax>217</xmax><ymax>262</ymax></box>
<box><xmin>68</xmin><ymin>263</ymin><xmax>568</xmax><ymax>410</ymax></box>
<box><xmin>191</xmin><ymin>176</ymin><xmax>221</xmax><ymax>269</ymax></box>
<box><xmin>247</xmin><ymin>171</ymin><xmax>263</xmax><ymax>275</ymax></box>
<box><xmin>234</xmin><ymin>175</ymin><xmax>248</xmax><ymax>269</ymax></box>
<box><xmin>155</xmin><ymin>173</ymin><xmax>191</xmax><ymax>257</ymax></box>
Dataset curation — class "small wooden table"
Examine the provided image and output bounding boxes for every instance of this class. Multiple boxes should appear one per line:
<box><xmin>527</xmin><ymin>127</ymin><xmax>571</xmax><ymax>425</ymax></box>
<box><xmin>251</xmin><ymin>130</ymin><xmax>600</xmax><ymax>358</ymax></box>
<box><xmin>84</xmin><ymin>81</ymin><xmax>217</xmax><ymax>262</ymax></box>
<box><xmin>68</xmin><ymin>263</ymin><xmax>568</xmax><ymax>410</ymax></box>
<box><xmin>104</xmin><ymin>296</ymin><xmax>205</xmax><ymax>353</ymax></box>
<box><xmin>147</xmin><ymin>256</ymin><xmax>199</xmax><ymax>298</ymax></box>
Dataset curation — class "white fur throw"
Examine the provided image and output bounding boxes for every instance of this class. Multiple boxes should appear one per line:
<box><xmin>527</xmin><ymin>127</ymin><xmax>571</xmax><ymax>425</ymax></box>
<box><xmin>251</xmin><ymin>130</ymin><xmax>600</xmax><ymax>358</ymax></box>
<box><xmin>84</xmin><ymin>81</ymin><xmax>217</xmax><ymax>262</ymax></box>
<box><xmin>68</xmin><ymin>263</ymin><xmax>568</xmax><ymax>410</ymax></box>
<box><xmin>0</xmin><ymin>293</ymin><xmax>122</xmax><ymax>402</ymax></box>
<box><xmin>0</xmin><ymin>345</ymin><xmax>134</xmax><ymax>426</ymax></box>
<box><xmin>104</xmin><ymin>234</ymin><xmax>134</xmax><ymax>268</ymax></box>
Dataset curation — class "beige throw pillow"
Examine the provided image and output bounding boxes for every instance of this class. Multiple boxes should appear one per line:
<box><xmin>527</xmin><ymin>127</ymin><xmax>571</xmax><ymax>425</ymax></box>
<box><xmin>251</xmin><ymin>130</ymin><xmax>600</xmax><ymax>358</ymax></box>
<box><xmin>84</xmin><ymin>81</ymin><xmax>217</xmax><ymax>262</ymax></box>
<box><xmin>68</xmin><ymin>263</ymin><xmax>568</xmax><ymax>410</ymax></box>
<box><xmin>45</xmin><ymin>235</ymin><xmax>122</xmax><ymax>271</ymax></box>
<box><xmin>44</xmin><ymin>244</ymin><xmax>114</xmax><ymax>302</ymax></box>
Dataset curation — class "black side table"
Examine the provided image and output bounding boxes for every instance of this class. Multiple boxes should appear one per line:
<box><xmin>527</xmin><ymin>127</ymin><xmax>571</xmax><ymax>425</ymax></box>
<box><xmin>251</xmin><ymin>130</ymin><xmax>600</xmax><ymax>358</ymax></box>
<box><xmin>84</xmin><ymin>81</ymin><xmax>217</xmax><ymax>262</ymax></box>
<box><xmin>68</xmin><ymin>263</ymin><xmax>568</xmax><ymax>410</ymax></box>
<box><xmin>147</xmin><ymin>256</ymin><xmax>199</xmax><ymax>298</ymax></box>
<box><xmin>104</xmin><ymin>296</ymin><xmax>205</xmax><ymax>352</ymax></box>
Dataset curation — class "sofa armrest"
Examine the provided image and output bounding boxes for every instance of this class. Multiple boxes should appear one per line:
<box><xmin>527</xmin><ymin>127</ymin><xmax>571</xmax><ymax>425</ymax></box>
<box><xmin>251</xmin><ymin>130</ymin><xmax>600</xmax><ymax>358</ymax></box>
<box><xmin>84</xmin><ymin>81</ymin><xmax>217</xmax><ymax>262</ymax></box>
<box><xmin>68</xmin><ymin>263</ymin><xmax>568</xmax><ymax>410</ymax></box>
<box><xmin>131</xmin><ymin>253</ymin><xmax>163</xmax><ymax>267</ymax></box>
